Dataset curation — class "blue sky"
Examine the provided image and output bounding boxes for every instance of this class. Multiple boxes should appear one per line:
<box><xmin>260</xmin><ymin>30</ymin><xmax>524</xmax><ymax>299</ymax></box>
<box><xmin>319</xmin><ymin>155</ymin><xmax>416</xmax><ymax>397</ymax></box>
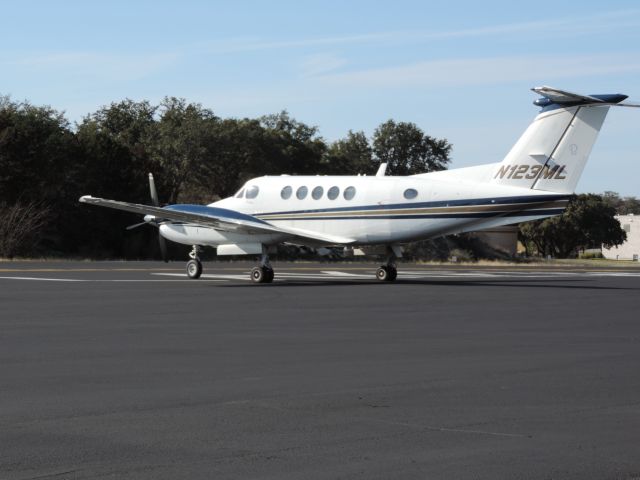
<box><xmin>2</xmin><ymin>0</ymin><xmax>639</xmax><ymax>195</ymax></box>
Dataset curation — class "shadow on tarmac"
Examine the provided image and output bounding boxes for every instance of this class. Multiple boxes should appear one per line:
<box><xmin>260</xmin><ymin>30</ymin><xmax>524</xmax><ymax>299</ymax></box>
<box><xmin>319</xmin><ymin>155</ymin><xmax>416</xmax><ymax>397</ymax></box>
<box><xmin>216</xmin><ymin>278</ymin><xmax>640</xmax><ymax>290</ymax></box>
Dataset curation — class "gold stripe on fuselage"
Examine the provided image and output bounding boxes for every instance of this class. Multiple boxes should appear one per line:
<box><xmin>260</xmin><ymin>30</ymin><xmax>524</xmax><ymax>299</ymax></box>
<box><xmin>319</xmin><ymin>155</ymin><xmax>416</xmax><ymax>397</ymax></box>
<box><xmin>255</xmin><ymin>200</ymin><xmax>569</xmax><ymax>221</ymax></box>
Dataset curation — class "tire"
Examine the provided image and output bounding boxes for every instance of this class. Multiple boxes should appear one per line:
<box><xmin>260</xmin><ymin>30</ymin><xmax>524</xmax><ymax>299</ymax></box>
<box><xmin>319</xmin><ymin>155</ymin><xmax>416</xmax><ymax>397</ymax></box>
<box><xmin>264</xmin><ymin>267</ymin><xmax>275</xmax><ymax>283</ymax></box>
<box><xmin>186</xmin><ymin>259</ymin><xmax>202</xmax><ymax>279</ymax></box>
<box><xmin>376</xmin><ymin>266</ymin><xmax>389</xmax><ymax>281</ymax></box>
<box><xmin>251</xmin><ymin>266</ymin><xmax>265</xmax><ymax>283</ymax></box>
<box><xmin>387</xmin><ymin>266</ymin><xmax>398</xmax><ymax>282</ymax></box>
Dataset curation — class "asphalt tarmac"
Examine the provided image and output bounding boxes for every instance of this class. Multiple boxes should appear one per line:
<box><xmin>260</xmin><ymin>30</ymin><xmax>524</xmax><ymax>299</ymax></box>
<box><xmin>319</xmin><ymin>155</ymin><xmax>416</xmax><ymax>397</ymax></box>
<box><xmin>1</xmin><ymin>261</ymin><xmax>640</xmax><ymax>479</ymax></box>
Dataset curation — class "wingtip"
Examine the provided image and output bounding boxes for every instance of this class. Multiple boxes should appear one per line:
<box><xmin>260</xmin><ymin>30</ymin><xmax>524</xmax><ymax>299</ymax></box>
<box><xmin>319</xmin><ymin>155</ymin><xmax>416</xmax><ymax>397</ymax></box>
<box><xmin>79</xmin><ymin>195</ymin><xmax>92</xmax><ymax>203</ymax></box>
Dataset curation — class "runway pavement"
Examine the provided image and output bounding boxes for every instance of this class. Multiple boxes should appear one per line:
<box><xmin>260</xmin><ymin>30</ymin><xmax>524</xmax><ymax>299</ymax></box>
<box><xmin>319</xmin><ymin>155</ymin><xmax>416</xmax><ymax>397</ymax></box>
<box><xmin>1</xmin><ymin>261</ymin><xmax>640</xmax><ymax>479</ymax></box>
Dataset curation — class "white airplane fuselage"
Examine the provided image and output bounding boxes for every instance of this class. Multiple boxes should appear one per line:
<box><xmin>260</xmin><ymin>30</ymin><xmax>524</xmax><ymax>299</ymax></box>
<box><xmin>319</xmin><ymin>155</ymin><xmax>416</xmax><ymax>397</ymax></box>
<box><xmin>159</xmin><ymin>170</ymin><xmax>569</xmax><ymax>248</ymax></box>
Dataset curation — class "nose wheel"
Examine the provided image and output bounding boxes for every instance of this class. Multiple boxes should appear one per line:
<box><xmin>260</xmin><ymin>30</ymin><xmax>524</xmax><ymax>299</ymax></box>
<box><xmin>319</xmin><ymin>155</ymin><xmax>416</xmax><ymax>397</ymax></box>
<box><xmin>186</xmin><ymin>245</ymin><xmax>203</xmax><ymax>279</ymax></box>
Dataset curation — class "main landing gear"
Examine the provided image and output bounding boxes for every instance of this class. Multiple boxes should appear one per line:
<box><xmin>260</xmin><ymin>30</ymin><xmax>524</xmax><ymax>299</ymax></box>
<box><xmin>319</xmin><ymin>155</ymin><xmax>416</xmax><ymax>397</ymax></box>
<box><xmin>376</xmin><ymin>263</ymin><xmax>397</xmax><ymax>282</ymax></box>
<box><xmin>186</xmin><ymin>245</ymin><xmax>203</xmax><ymax>279</ymax></box>
<box><xmin>250</xmin><ymin>253</ymin><xmax>274</xmax><ymax>283</ymax></box>
<box><xmin>376</xmin><ymin>246</ymin><xmax>401</xmax><ymax>282</ymax></box>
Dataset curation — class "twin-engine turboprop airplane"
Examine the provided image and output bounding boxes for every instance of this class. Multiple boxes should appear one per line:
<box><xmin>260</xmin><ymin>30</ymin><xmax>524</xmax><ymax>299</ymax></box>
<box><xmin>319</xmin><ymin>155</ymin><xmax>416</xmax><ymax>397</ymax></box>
<box><xmin>80</xmin><ymin>86</ymin><xmax>638</xmax><ymax>282</ymax></box>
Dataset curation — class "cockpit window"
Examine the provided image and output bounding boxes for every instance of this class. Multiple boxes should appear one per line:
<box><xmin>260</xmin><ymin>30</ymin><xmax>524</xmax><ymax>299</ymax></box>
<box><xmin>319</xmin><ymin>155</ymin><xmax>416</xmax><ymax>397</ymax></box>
<box><xmin>245</xmin><ymin>185</ymin><xmax>259</xmax><ymax>199</ymax></box>
<box><xmin>235</xmin><ymin>188</ymin><xmax>245</xmax><ymax>198</ymax></box>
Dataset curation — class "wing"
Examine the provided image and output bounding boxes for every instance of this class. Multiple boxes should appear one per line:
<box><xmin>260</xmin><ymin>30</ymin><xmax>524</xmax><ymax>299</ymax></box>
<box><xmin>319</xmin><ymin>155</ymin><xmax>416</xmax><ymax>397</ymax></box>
<box><xmin>79</xmin><ymin>196</ymin><xmax>354</xmax><ymax>245</ymax></box>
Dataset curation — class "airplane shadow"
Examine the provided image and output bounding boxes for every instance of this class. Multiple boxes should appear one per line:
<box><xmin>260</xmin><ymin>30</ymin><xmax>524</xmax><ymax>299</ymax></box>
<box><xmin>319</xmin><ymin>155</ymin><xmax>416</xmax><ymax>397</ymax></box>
<box><xmin>216</xmin><ymin>277</ymin><xmax>640</xmax><ymax>291</ymax></box>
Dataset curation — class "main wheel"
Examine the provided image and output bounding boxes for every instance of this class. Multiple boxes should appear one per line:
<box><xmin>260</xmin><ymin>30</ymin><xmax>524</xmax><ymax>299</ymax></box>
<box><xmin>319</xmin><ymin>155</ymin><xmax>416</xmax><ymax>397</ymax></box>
<box><xmin>186</xmin><ymin>259</ymin><xmax>203</xmax><ymax>279</ymax></box>
<box><xmin>387</xmin><ymin>266</ymin><xmax>398</xmax><ymax>281</ymax></box>
<box><xmin>264</xmin><ymin>267</ymin><xmax>275</xmax><ymax>283</ymax></box>
<box><xmin>251</xmin><ymin>266</ymin><xmax>275</xmax><ymax>283</ymax></box>
<box><xmin>376</xmin><ymin>266</ymin><xmax>389</xmax><ymax>281</ymax></box>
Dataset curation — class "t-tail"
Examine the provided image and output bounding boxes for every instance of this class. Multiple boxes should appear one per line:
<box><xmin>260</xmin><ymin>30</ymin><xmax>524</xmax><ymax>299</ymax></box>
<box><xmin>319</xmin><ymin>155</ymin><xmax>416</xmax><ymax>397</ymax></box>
<box><xmin>491</xmin><ymin>86</ymin><xmax>638</xmax><ymax>194</ymax></box>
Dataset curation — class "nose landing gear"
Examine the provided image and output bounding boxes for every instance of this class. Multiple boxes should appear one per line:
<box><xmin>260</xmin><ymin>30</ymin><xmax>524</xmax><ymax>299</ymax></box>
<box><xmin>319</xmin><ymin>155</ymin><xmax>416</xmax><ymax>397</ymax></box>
<box><xmin>186</xmin><ymin>245</ymin><xmax>203</xmax><ymax>279</ymax></box>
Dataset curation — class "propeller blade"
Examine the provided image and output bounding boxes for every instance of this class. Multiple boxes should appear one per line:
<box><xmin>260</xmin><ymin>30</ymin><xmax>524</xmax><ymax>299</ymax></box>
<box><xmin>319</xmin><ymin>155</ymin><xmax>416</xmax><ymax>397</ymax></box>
<box><xmin>159</xmin><ymin>234</ymin><xmax>168</xmax><ymax>263</ymax></box>
<box><xmin>149</xmin><ymin>173</ymin><xmax>168</xmax><ymax>262</ymax></box>
<box><xmin>126</xmin><ymin>221</ymin><xmax>148</xmax><ymax>230</ymax></box>
<box><xmin>149</xmin><ymin>173</ymin><xmax>160</xmax><ymax>207</ymax></box>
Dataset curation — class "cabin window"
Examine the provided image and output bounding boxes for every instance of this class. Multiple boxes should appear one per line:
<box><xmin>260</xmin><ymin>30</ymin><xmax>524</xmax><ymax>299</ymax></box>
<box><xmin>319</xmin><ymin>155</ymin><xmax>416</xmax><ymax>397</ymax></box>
<box><xmin>235</xmin><ymin>188</ymin><xmax>245</xmax><ymax>198</ymax></box>
<box><xmin>344</xmin><ymin>186</ymin><xmax>356</xmax><ymax>200</ymax></box>
<box><xmin>296</xmin><ymin>186</ymin><xmax>308</xmax><ymax>199</ymax></box>
<box><xmin>312</xmin><ymin>186</ymin><xmax>324</xmax><ymax>200</ymax></box>
<box><xmin>245</xmin><ymin>185</ymin><xmax>259</xmax><ymax>199</ymax></box>
<box><xmin>327</xmin><ymin>186</ymin><xmax>339</xmax><ymax>200</ymax></box>
<box><xmin>404</xmin><ymin>188</ymin><xmax>418</xmax><ymax>200</ymax></box>
<box><xmin>281</xmin><ymin>186</ymin><xmax>292</xmax><ymax>199</ymax></box>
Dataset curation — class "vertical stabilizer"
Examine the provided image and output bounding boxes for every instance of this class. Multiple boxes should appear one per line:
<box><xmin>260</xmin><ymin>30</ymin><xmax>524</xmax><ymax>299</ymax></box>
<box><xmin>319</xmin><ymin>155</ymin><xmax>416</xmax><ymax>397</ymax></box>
<box><xmin>490</xmin><ymin>86</ymin><xmax>626</xmax><ymax>194</ymax></box>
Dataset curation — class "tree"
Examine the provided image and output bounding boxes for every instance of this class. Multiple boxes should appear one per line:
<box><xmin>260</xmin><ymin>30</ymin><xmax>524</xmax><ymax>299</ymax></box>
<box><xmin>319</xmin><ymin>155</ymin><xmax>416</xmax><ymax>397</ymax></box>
<box><xmin>519</xmin><ymin>194</ymin><xmax>627</xmax><ymax>257</ymax></box>
<box><xmin>146</xmin><ymin>97</ymin><xmax>218</xmax><ymax>204</ymax></box>
<box><xmin>0</xmin><ymin>96</ymin><xmax>78</xmax><ymax>203</ymax></box>
<box><xmin>323</xmin><ymin>130</ymin><xmax>374</xmax><ymax>175</ymax></box>
<box><xmin>602</xmin><ymin>191</ymin><xmax>640</xmax><ymax>215</ymax></box>
<box><xmin>259</xmin><ymin>111</ymin><xmax>326</xmax><ymax>175</ymax></box>
<box><xmin>0</xmin><ymin>201</ymin><xmax>50</xmax><ymax>258</ymax></box>
<box><xmin>372</xmin><ymin>120</ymin><xmax>451</xmax><ymax>175</ymax></box>
<box><xmin>72</xmin><ymin>100</ymin><xmax>160</xmax><ymax>258</ymax></box>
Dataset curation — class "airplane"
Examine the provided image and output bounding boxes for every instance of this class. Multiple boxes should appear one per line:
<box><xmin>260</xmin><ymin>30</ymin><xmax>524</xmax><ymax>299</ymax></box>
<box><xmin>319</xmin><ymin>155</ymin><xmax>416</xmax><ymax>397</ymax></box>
<box><xmin>80</xmin><ymin>86</ymin><xmax>639</xmax><ymax>283</ymax></box>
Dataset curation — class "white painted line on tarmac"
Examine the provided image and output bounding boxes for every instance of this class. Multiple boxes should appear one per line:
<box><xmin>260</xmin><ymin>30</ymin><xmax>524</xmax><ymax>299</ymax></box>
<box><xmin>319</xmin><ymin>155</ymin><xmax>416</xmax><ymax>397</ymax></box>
<box><xmin>0</xmin><ymin>276</ymin><xmax>226</xmax><ymax>283</ymax></box>
<box><xmin>320</xmin><ymin>270</ymin><xmax>368</xmax><ymax>277</ymax></box>
<box><xmin>0</xmin><ymin>276</ymin><xmax>84</xmax><ymax>282</ymax></box>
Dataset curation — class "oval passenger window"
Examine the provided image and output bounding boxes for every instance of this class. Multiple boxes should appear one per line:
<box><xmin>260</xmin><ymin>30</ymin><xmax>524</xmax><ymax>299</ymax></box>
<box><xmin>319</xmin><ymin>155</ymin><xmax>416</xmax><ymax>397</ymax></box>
<box><xmin>327</xmin><ymin>186</ymin><xmax>339</xmax><ymax>200</ymax></box>
<box><xmin>281</xmin><ymin>186</ymin><xmax>292</xmax><ymax>199</ymax></box>
<box><xmin>312</xmin><ymin>186</ymin><xmax>324</xmax><ymax>200</ymax></box>
<box><xmin>404</xmin><ymin>188</ymin><xmax>418</xmax><ymax>200</ymax></box>
<box><xmin>296</xmin><ymin>186</ymin><xmax>308</xmax><ymax>199</ymax></box>
<box><xmin>245</xmin><ymin>185</ymin><xmax>260</xmax><ymax>199</ymax></box>
<box><xmin>343</xmin><ymin>186</ymin><xmax>356</xmax><ymax>200</ymax></box>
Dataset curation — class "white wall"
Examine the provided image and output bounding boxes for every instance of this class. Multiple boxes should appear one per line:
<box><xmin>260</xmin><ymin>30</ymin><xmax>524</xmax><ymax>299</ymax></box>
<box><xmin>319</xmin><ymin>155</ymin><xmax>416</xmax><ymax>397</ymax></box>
<box><xmin>602</xmin><ymin>215</ymin><xmax>640</xmax><ymax>261</ymax></box>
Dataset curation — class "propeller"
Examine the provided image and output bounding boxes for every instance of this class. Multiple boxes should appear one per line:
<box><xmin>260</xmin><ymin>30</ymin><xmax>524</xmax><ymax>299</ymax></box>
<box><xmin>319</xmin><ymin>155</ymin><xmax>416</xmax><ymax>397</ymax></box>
<box><xmin>148</xmin><ymin>173</ymin><xmax>169</xmax><ymax>263</ymax></box>
<box><xmin>125</xmin><ymin>173</ymin><xmax>169</xmax><ymax>262</ymax></box>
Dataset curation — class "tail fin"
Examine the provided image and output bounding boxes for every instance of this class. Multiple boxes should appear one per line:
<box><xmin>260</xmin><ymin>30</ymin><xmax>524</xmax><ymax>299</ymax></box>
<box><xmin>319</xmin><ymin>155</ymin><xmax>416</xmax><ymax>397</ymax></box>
<box><xmin>491</xmin><ymin>86</ymin><xmax>628</xmax><ymax>194</ymax></box>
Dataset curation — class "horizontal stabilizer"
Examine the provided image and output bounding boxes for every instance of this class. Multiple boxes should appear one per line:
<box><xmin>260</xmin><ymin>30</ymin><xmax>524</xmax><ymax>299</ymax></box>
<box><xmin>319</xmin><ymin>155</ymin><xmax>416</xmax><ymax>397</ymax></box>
<box><xmin>532</xmin><ymin>86</ymin><xmax>628</xmax><ymax>108</ymax></box>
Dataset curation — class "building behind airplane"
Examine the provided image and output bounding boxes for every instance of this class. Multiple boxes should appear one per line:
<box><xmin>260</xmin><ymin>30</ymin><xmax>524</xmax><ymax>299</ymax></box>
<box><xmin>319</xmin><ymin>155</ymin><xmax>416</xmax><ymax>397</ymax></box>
<box><xmin>80</xmin><ymin>86</ymin><xmax>639</xmax><ymax>282</ymax></box>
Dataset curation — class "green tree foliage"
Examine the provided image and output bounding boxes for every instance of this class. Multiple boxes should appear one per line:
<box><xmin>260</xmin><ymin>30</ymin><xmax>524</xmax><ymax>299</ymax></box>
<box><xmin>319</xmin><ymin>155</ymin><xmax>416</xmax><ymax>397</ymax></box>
<box><xmin>147</xmin><ymin>97</ymin><xmax>218</xmax><ymax>203</ymax></box>
<box><xmin>323</xmin><ymin>131</ymin><xmax>374</xmax><ymax>175</ymax></box>
<box><xmin>0</xmin><ymin>96</ymin><xmax>78</xmax><ymax>202</ymax></box>
<box><xmin>602</xmin><ymin>191</ymin><xmax>640</xmax><ymax>214</ymax></box>
<box><xmin>372</xmin><ymin>120</ymin><xmax>451</xmax><ymax>175</ymax></box>
<box><xmin>259</xmin><ymin>111</ymin><xmax>326</xmax><ymax>175</ymax></box>
<box><xmin>73</xmin><ymin>99</ymin><xmax>159</xmax><ymax>257</ymax></box>
<box><xmin>519</xmin><ymin>194</ymin><xmax>627</xmax><ymax>258</ymax></box>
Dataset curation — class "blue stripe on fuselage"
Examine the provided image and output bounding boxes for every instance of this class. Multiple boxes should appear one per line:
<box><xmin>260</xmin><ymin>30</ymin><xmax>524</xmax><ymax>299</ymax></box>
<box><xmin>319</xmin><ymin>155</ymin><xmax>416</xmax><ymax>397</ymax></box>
<box><xmin>254</xmin><ymin>194</ymin><xmax>571</xmax><ymax>217</ymax></box>
<box><xmin>257</xmin><ymin>209</ymin><xmax>566</xmax><ymax>221</ymax></box>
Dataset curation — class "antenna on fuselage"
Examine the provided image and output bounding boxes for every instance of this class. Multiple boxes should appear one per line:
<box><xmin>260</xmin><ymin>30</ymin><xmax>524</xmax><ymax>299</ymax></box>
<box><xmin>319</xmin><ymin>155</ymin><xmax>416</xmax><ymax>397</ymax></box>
<box><xmin>376</xmin><ymin>163</ymin><xmax>388</xmax><ymax>177</ymax></box>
